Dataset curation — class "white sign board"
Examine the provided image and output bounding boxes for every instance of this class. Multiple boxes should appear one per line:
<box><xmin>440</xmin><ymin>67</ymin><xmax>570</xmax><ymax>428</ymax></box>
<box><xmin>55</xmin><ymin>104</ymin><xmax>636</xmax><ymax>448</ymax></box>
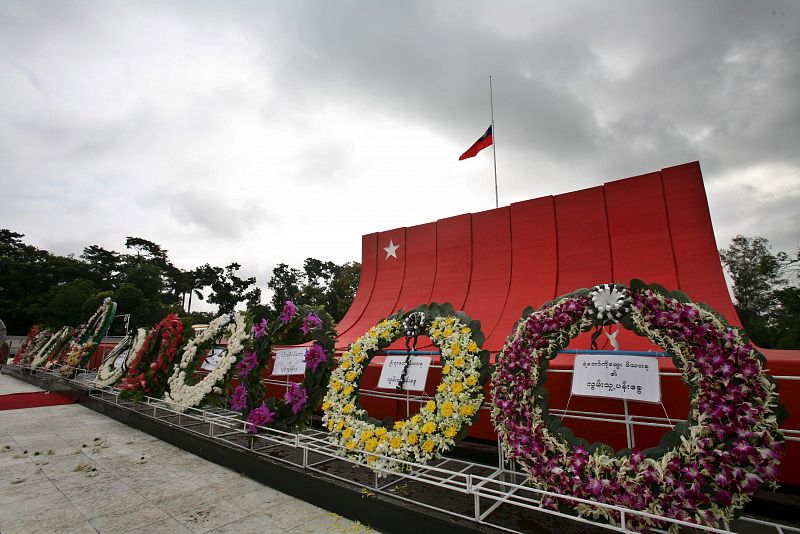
<box><xmin>272</xmin><ymin>348</ymin><xmax>307</xmax><ymax>376</ymax></box>
<box><xmin>200</xmin><ymin>347</ymin><xmax>226</xmax><ymax>371</ymax></box>
<box><xmin>571</xmin><ymin>354</ymin><xmax>661</xmax><ymax>403</ymax></box>
<box><xmin>377</xmin><ymin>356</ymin><xmax>431</xmax><ymax>392</ymax></box>
<box><xmin>113</xmin><ymin>351</ymin><xmax>129</xmax><ymax>369</ymax></box>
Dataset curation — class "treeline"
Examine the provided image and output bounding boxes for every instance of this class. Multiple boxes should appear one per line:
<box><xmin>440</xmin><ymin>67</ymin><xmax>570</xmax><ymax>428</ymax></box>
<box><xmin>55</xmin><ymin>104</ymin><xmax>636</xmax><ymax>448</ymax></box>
<box><xmin>2</xmin><ymin>229</ymin><xmax>796</xmax><ymax>350</ymax></box>
<box><xmin>720</xmin><ymin>235</ymin><xmax>799</xmax><ymax>349</ymax></box>
<box><xmin>0</xmin><ymin>229</ymin><xmax>359</xmax><ymax>336</ymax></box>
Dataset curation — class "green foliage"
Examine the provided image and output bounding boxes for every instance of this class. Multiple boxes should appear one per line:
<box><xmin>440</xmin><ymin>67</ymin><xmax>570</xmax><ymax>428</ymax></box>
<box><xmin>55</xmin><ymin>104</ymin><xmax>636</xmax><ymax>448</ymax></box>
<box><xmin>0</xmin><ymin>229</ymin><xmax>361</xmax><ymax>339</ymax></box>
<box><xmin>772</xmin><ymin>287</ymin><xmax>800</xmax><ymax>349</ymax></box>
<box><xmin>266</xmin><ymin>259</ymin><xmax>360</xmax><ymax>322</ymax></box>
<box><xmin>205</xmin><ymin>263</ymin><xmax>261</xmax><ymax>314</ymax></box>
<box><xmin>720</xmin><ymin>235</ymin><xmax>799</xmax><ymax>348</ymax></box>
<box><xmin>81</xmin><ymin>245</ymin><xmax>123</xmax><ymax>291</ymax></box>
<box><xmin>720</xmin><ymin>236</ymin><xmax>783</xmax><ymax>316</ymax></box>
<box><xmin>36</xmin><ymin>279</ymin><xmax>98</xmax><ymax>329</ymax></box>
<box><xmin>0</xmin><ymin>231</ymin><xmax>255</xmax><ymax>334</ymax></box>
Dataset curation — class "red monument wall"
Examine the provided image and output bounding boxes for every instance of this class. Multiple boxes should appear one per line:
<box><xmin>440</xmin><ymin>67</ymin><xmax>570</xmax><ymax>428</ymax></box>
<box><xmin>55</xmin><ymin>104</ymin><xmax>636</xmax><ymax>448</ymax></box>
<box><xmin>336</xmin><ymin>161</ymin><xmax>800</xmax><ymax>484</ymax></box>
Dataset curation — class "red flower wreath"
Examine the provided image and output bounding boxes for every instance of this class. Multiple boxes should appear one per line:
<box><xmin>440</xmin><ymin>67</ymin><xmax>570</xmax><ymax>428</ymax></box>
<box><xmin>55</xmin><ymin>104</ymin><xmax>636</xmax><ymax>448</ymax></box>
<box><xmin>119</xmin><ymin>314</ymin><xmax>184</xmax><ymax>402</ymax></box>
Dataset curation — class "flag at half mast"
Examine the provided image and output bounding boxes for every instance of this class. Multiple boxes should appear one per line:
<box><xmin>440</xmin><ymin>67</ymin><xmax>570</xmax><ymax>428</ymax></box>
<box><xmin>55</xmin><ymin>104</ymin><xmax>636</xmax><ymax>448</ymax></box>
<box><xmin>458</xmin><ymin>125</ymin><xmax>493</xmax><ymax>160</ymax></box>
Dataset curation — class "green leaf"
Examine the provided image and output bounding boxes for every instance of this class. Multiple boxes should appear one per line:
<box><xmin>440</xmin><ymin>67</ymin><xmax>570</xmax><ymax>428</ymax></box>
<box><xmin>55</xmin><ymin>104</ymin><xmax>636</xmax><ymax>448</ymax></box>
<box><xmin>546</xmin><ymin>415</ymin><xmax>562</xmax><ymax>431</ymax></box>
<box><xmin>669</xmin><ymin>290</ymin><xmax>691</xmax><ymax>304</ymax></box>
<box><xmin>647</xmin><ymin>283</ymin><xmax>670</xmax><ymax>297</ymax></box>
<box><xmin>471</xmin><ymin>326</ymin><xmax>486</xmax><ymax>348</ymax></box>
<box><xmin>588</xmin><ymin>442</ymin><xmax>614</xmax><ymax>456</ymax></box>
<box><xmin>479</xmin><ymin>363</ymin><xmax>492</xmax><ymax>384</ymax></box>
<box><xmin>629</xmin><ymin>279</ymin><xmax>646</xmax><ymax>292</ymax></box>
<box><xmin>573</xmin><ymin>437</ymin><xmax>590</xmax><ymax>449</ymax></box>
<box><xmin>774</xmin><ymin>402</ymin><xmax>789</xmax><ymax>426</ymax></box>
<box><xmin>697</xmin><ymin>302</ymin><xmax>729</xmax><ymax>326</ymax></box>
<box><xmin>642</xmin><ymin>446</ymin><xmax>663</xmax><ymax>458</ymax></box>
<box><xmin>554</xmin><ymin>427</ymin><xmax>575</xmax><ymax>444</ymax></box>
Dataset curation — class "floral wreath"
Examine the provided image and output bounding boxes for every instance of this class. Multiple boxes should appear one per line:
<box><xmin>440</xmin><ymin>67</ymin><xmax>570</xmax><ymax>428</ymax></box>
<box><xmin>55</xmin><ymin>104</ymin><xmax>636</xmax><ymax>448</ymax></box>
<box><xmin>232</xmin><ymin>301</ymin><xmax>337</xmax><ymax>433</ymax></box>
<box><xmin>119</xmin><ymin>314</ymin><xmax>184</xmax><ymax>402</ymax></box>
<box><xmin>491</xmin><ymin>280</ymin><xmax>787</xmax><ymax>531</ymax></box>
<box><xmin>13</xmin><ymin>325</ymin><xmax>46</xmax><ymax>365</ymax></box>
<box><xmin>93</xmin><ymin>328</ymin><xmax>148</xmax><ymax>388</ymax></box>
<box><xmin>322</xmin><ymin>304</ymin><xmax>491</xmax><ymax>473</ymax></box>
<box><xmin>30</xmin><ymin>326</ymin><xmax>73</xmax><ymax>369</ymax></box>
<box><xmin>165</xmin><ymin>312</ymin><xmax>248</xmax><ymax>411</ymax></box>
<box><xmin>23</xmin><ymin>329</ymin><xmax>54</xmax><ymax>365</ymax></box>
<box><xmin>58</xmin><ymin>298</ymin><xmax>117</xmax><ymax>377</ymax></box>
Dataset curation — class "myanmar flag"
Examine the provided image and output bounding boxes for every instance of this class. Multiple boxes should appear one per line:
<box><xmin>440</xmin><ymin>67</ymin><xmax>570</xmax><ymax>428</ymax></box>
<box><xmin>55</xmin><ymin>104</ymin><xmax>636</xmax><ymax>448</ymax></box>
<box><xmin>458</xmin><ymin>126</ymin><xmax>493</xmax><ymax>160</ymax></box>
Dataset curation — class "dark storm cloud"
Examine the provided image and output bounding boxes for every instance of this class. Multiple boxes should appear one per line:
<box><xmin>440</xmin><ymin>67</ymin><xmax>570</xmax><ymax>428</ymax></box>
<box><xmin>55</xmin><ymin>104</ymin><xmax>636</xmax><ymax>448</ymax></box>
<box><xmin>231</xmin><ymin>0</ymin><xmax>798</xmax><ymax>251</ymax></box>
<box><xmin>206</xmin><ymin>1</ymin><xmax>799</xmax><ymax>205</ymax></box>
<box><xmin>159</xmin><ymin>188</ymin><xmax>276</xmax><ymax>240</ymax></box>
<box><xmin>1</xmin><ymin>0</ymin><xmax>798</xmax><ymax>304</ymax></box>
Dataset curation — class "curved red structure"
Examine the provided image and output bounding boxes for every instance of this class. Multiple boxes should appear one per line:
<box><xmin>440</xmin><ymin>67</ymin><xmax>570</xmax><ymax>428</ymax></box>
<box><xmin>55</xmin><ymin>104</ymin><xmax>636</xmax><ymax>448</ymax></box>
<box><xmin>337</xmin><ymin>162</ymin><xmax>748</xmax><ymax>352</ymax></box>
<box><xmin>336</xmin><ymin>162</ymin><xmax>800</xmax><ymax>484</ymax></box>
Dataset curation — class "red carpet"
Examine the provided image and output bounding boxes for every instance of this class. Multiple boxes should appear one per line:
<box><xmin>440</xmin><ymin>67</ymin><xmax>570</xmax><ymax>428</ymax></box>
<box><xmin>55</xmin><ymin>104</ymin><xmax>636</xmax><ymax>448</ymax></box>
<box><xmin>0</xmin><ymin>391</ymin><xmax>77</xmax><ymax>411</ymax></box>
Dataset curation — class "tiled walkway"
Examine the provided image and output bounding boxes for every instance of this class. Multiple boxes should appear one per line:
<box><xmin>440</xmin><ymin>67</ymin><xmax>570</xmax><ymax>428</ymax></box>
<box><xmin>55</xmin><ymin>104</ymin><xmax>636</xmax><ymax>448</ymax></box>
<box><xmin>0</xmin><ymin>373</ymin><xmax>378</xmax><ymax>534</ymax></box>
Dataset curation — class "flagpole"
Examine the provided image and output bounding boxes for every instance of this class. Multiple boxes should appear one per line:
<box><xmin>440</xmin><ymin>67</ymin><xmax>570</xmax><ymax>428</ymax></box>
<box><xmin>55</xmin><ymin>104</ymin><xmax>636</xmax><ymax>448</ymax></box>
<box><xmin>489</xmin><ymin>75</ymin><xmax>498</xmax><ymax>209</ymax></box>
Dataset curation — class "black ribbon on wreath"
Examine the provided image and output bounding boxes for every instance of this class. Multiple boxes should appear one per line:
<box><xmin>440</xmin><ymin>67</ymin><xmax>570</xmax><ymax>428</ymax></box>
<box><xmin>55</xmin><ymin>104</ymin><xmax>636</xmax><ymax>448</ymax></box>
<box><xmin>397</xmin><ymin>312</ymin><xmax>426</xmax><ymax>391</ymax></box>
<box><xmin>590</xmin><ymin>325</ymin><xmax>603</xmax><ymax>351</ymax></box>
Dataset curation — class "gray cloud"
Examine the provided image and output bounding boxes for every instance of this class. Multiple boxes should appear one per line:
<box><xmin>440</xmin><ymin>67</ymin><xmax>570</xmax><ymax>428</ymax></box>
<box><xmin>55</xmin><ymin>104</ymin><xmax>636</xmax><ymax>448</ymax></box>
<box><xmin>1</xmin><ymin>0</ymin><xmax>798</xmax><ymax>312</ymax></box>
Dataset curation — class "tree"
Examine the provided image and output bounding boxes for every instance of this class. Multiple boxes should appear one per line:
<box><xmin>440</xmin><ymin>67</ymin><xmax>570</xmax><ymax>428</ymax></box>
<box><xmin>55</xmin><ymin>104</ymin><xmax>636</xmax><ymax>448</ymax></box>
<box><xmin>720</xmin><ymin>236</ymin><xmax>784</xmax><ymax>316</ymax></box>
<box><xmin>0</xmin><ymin>230</ymin><xmax>362</xmax><ymax>336</ymax></box>
<box><xmin>124</xmin><ymin>237</ymin><xmax>170</xmax><ymax>269</ymax></box>
<box><xmin>771</xmin><ymin>287</ymin><xmax>800</xmax><ymax>349</ymax></box>
<box><xmin>0</xmin><ymin>230</ymin><xmax>93</xmax><ymax>332</ymax></box>
<box><xmin>720</xmin><ymin>235</ymin><xmax>799</xmax><ymax>348</ymax></box>
<box><xmin>206</xmin><ymin>263</ymin><xmax>261</xmax><ymax>314</ymax></box>
<box><xmin>81</xmin><ymin>245</ymin><xmax>123</xmax><ymax>291</ymax></box>
<box><xmin>325</xmin><ymin>261</ymin><xmax>360</xmax><ymax>321</ymax></box>
<box><xmin>183</xmin><ymin>265</ymin><xmax>220</xmax><ymax>313</ymax></box>
<box><xmin>267</xmin><ymin>263</ymin><xmax>304</xmax><ymax>313</ymax></box>
<box><xmin>36</xmin><ymin>279</ymin><xmax>98</xmax><ymax>329</ymax></box>
<box><xmin>123</xmin><ymin>263</ymin><xmax>164</xmax><ymax>299</ymax></box>
<box><xmin>266</xmin><ymin>258</ymin><xmax>360</xmax><ymax>322</ymax></box>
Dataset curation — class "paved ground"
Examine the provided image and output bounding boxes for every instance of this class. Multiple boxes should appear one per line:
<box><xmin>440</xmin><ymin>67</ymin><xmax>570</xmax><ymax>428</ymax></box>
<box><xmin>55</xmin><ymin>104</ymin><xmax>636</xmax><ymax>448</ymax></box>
<box><xmin>0</xmin><ymin>373</ymin><xmax>378</xmax><ymax>534</ymax></box>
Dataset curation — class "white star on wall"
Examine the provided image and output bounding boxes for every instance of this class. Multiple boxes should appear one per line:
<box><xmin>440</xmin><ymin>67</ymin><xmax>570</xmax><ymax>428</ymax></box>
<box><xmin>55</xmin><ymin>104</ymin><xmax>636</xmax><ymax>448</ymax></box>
<box><xmin>383</xmin><ymin>240</ymin><xmax>399</xmax><ymax>259</ymax></box>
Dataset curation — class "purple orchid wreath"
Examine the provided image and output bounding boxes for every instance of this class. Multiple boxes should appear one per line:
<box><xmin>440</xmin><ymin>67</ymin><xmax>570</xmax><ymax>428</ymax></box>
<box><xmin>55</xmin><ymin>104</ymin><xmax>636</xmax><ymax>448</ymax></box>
<box><xmin>491</xmin><ymin>281</ymin><xmax>786</xmax><ymax>531</ymax></box>
<box><xmin>231</xmin><ymin>301</ymin><xmax>336</xmax><ymax>433</ymax></box>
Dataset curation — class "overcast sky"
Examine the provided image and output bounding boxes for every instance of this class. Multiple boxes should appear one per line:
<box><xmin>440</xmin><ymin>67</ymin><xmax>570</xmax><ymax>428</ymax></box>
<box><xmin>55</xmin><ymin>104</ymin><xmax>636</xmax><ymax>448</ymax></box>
<box><xmin>1</xmin><ymin>1</ymin><xmax>798</xmax><ymax>310</ymax></box>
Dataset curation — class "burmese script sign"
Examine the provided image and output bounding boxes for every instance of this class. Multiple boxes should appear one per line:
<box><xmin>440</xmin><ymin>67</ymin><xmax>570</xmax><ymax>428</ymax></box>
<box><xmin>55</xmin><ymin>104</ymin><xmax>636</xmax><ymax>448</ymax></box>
<box><xmin>113</xmin><ymin>351</ymin><xmax>129</xmax><ymax>369</ymax></box>
<box><xmin>200</xmin><ymin>347</ymin><xmax>226</xmax><ymax>371</ymax></box>
<box><xmin>377</xmin><ymin>356</ymin><xmax>431</xmax><ymax>392</ymax></box>
<box><xmin>272</xmin><ymin>348</ymin><xmax>307</xmax><ymax>376</ymax></box>
<box><xmin>571</xmin><ymin>354</ymin><xmax>661</xmax><ymax>402</ymax></box>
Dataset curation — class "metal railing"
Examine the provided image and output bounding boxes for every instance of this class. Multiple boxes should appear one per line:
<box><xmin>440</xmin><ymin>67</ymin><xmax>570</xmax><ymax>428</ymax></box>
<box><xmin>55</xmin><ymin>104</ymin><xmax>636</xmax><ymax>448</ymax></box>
<box><xmin>3</xmin><ymin>361</ymin><xmax>798</xmax><ymax>534</ymax></box>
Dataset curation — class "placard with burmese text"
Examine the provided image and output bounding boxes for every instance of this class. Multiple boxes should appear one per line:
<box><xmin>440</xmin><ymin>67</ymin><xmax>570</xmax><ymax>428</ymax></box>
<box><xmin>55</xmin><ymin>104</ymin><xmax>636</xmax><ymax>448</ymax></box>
<box><xmin>272</xmin><ymin>348</ymin><xmax>307</xmax><ymax>376</ymax></box>
<box><xmin>113</xmin><ymin>351</ymin><xmax>129</xmax><ymax>369</ymax></box>
<box><xmin>200</xmin><ymin>347</ymin><xmax>226</xmax><ymax>371</ymax></box>
<box><xmin>571</xmin><ymin>354</ymin><xmax>661</xmax><ymax>403</ymax></box>
<box><xmin>377</xmin><ymin>356</ymin><xmax>431</xmax><ymax>391</ymax></box>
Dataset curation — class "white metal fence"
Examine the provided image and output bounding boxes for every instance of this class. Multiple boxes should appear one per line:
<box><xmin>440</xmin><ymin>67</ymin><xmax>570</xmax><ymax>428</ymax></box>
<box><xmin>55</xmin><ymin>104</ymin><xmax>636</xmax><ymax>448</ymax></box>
<box><xmin>4</xmin><ymin>360</ymin><xmax>799</xmax><ymax>534</ymax></box>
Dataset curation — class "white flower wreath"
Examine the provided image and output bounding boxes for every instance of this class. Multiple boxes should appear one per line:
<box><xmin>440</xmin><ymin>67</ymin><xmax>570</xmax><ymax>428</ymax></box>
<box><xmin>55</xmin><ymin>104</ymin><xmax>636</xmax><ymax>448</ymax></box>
<box><xmin>57</xmin><ymin>297</ymin><xmax>117</xmax><ymax>371</ymax></box>
<box><xmin>93</xmin><ymin>328</ymin><xmax>147</xmax><ymax>388</ymax></box>
<box><xmin>16</xmin><ymin>329</ymin><xmax>52</xmax><ymax>365</ymax></box>
<box><xmin>165</xmin><ymin>312</ymin><xmax>248</xmax><ymax>411</ymax></box>
<box><xmin>322</xmin><ymin>306</ymin><xmax>489</xmax><ymax>473</ymax></box>
<box><xmin>30</xmin><ymin>326</ymin><xmax>72</xmax><ymax>369</ymax></box>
